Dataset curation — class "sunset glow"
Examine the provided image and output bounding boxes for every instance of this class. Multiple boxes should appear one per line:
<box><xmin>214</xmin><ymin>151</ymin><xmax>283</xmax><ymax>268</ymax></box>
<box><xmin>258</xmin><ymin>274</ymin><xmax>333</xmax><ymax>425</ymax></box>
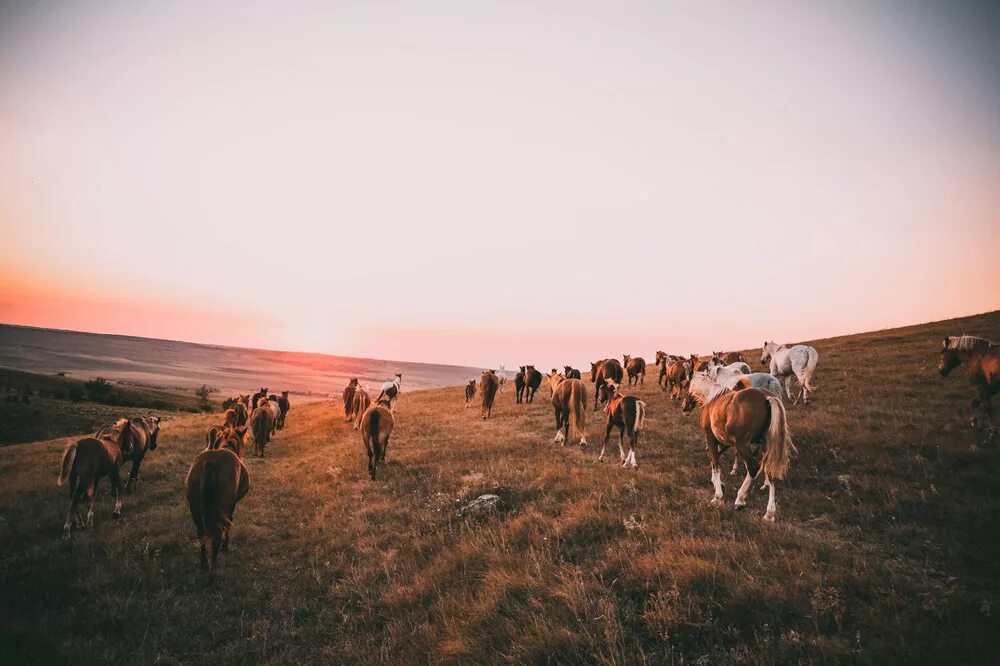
<box><xmin>2</xmin><ymin>1</ymin><xmax>998</xmax><ymax>369</ymax></box>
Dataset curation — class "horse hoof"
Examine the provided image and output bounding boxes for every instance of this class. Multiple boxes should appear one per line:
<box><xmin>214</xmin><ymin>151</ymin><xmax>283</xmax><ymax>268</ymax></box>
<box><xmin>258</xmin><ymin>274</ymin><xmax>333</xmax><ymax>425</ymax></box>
<box><xmin>710</xmin><ymin>497</ymin><xmax>723</xmax><ymax>507</ymax></box>
<box><xmin>734</xmin><ymin>501</ymin><xmax>746</xmax><ymax>510</ymax></box>
<box><xmin>762</xmin><ymin>512</ymin><xmax>776</xmax><ymax>523</ymax></box>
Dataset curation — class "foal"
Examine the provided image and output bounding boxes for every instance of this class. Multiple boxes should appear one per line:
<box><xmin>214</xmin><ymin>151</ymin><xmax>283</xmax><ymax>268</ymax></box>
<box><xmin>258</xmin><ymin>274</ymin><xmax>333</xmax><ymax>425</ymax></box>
<box><xmin>598</xmin><ymin>380</ymin><xmax>646</xmax><ymax>468</ymax></box>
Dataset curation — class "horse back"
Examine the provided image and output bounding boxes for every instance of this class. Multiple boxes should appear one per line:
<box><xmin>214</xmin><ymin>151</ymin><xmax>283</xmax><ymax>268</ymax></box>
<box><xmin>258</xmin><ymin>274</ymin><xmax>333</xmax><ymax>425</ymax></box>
<box><xmin>704</xmin><ymin>389</ymin><xmax>771</xmax><ymax>442</ymax></box>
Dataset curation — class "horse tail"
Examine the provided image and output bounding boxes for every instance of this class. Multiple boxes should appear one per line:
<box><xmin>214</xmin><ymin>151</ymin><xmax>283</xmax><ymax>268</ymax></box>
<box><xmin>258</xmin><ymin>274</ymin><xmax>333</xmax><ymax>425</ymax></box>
<box><xmin>368</xmin><ymin>409</ymin><xmax>382</xmax><ymax>469</ymax></box>
<box><xmin>634</xmin><ymin>399</ymin><xmax>646</xmax><ymax>432</ymax></box>
<box><xmin>623</xmin><ymin>397</ymin><xmax>638</xmax><ymax>440</ymax></box>
<box><xmin>117</xmin><ymin>420</ymin><xmax>134</xmax><ymax>456</ymax></box>
<box><xmin>800</xmin><ymin>348</ymin><xmax>819</xmax><ymax>392</ymax></box>
<box><xmin>57</xmin><ymin>442</ymin><xmax>77</xmax><ymax>486</ymax></box>
<box><xmin>201</xmin><ymin>460</ymin><xmax>231</xmax><ymax>551</ymax></box>
<box><xmin>569</xmin><ymin>381</ymin><xmax>587</xmax><ymax>443</ymax></box>
<box><xmin>762</xmin><ymin>396</ymin><xmax>794</xmax><ymax>480</ymax></box>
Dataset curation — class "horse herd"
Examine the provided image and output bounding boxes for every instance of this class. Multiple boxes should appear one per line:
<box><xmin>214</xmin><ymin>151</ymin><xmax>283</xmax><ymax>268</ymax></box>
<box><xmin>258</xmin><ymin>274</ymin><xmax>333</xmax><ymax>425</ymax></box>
<box><xmin>53</xmin><ymin>335</ymin><xmax>998</xmax><ymax>580</ymax></box>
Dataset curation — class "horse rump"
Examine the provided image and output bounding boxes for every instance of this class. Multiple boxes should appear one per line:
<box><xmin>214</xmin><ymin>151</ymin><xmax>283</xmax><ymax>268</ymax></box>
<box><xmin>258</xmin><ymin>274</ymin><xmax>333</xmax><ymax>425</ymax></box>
<box><xmin>57</xmin><ymin>441</ymin><xmax>77</xmax><ymax>486</ymax></box>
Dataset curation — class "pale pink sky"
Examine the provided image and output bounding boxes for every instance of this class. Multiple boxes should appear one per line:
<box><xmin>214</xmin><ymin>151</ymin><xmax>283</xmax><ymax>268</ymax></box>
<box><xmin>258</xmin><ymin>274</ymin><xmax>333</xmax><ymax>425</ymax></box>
<box><xmin>1</xmin><ymin>1</ymin><xmax>998</xmax><ymax>369</ymax></box>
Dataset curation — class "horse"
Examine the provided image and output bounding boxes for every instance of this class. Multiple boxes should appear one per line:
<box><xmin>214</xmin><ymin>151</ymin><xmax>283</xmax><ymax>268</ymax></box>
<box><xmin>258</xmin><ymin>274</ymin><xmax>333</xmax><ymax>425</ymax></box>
<box><xmin>664</xmin><ymin>359</ymin><xmax>690</xmax><ymax>399</ymax></box>
<box><xmin>276</xmin><ymin>391</ymin><xmax>291</xmax><ymax>429</ymax></box>
<box><xmin>590</xmin><ymin>359</ymin><xmax>625</xmax><ymax>411</ymax></box>
<box><xmin>206</xmin><ymin>409</ymin><xmax>239</xmax><ymax>449</ymax></box>
<box><xmin>623</xmin><ymin>355</ymin><xmax>647</xmax><ymax>386</ymax></box>
<box><xmin>208</xmin><ymin>425</ymin><xmax>250</xmax><ymax>451</ymax></box>
<box><xmin>351</xmin><ymin>386</ymin><xmax>372</xmax><ymax>430</ymax></box>
<box><xmin>689</xmin><ymin>354</ymin><xmax>713</xmax><ymax>373</ymax></box>
<box><xmin>111</xmin><ymin>416</ymin><xmax>161</xmax><ymax>493</ymax></box>
<box><xmin>249</xmin><ymin>402</ymin><xmax>276</xmax><ymax>456</ymax></box>
<box><xmin>711</xmin><ymin>371</ymin><xmax>784</xmax><ymax>475</ymax></box>
<box><xmin>343</xmin><ymin>378</ymin><xmax>359</xmax><ymax>422</ymax></box>
<box><xmin>57</xmin><ymin>420</ymin><xmax>136</xmax><ymax>539</ymax></box>
<box><xmin>184</xmin><ymin>429</ymin><xmax>251</xmax><ymax>580</ymax></box>
<box><xmin>497</xmin><ymin>365</ymin><xmax>507</xmax><ymax>394</ymax></box>
<box><xmin>376</xmin><ymin>373</ymin><xmax>402</xmax><ymax>413</ymax></box>
<box><xmin>360</xmin><ymin>399</ymin><xmax>395</xmax><ymax>480</ymax></box>
<box><xmin>939</xmin><ymin>335</ymin><xmax>1000</xmax><ymax>433</ymax></box>
<box><xmin>464</xmin><ymin>380</ymin><xmax>476</xmax><ymax>408</ymax></box>
<box><xmin>480</xmin><ymin>370</ymin><xmax>500</xmax><ymax>419</ymax></box>
<box><xmin>761</xmin><ymin>341</ymin><xmax>820</xmax><ymax>403</ymax></box>
<box><xmin>564</xmin><ymin>365</ymin><xmax>581</xmax><ymax>380</ymax></box>
<box><xmin>597</xmin><ymin>380</ymin><xmax>646</xmax><ymax>467</ymax></box>
<box><xmin>680</xmin><ymin>373</ymin><xmax>794</xmax><ymax>521</ymax></box>
<box><xmin>523</xmin><ymin>366</ymin><xmax>542</xmax><ymax>403</ymax></box>
<box><xmin>232</xmin><ymin>396</ymin><xmax>249</xmax><ymax>427</ymax></box>
<box><xmin>265</xmin><ymin>396</ymin><xmax>281</xmax><ymax>435</ymax></box>
<box><xmin>252</xmin><ymin>387</ymin><xmax>268</xmax><ymax>410</ymax></box>
<box><xmin>515</xmin><ymin>367</ymin><xmax>526</xmax><ymax>404</ymax></box>
<box><xmin>654</xmin><ymin>351</ymin><xmax>668</xmax><ymax>368</ymax></box>
<box><xmin>546</xmin><ymin>373</ymin><xmax>588</xmax><ymax>447</ymax></box>
<box><xmin>714</xmin><ymin>350</ymin><xmax>747</xmax><ymax>365</ymax></box>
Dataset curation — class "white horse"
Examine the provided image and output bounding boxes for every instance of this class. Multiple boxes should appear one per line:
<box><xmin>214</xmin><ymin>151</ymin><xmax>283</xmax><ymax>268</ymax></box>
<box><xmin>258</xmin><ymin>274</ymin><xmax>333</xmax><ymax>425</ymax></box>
<box><xmin>761</xmin><ymin>341</ymin><xmax>819</xmax><ymax>403</ymax></box>
<box><xmin>376</xmin><ymin>373</ymin><xmax>402</xmax><ymax>413</ymax></box>
<box><xmin>497</xmin><ymin>365</ymin><xmax>507</xmax><ymax>393</ymax></box>
<box><xmin>706</xmin><ymin>361</ymin><xmax>750</xmax><ymax>384</ymax></box>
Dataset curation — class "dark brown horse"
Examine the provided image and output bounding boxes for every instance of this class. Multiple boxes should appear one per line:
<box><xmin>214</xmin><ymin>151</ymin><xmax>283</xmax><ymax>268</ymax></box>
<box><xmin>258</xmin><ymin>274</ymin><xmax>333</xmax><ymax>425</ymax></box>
<box><xmin>546</xmin><ymin>373</ymin><xmax>588</xmax><ymax>447</ymax></box>
<box><xmin>590</xmin><ymin>359</ymin><xmax>624</xmax><ymax>411</ymax></box>
<box><xmin>465</xmin><ymin>379</ymin><xmax>476</xmax><ymax>408</ymax></box>
<box><xmin>515</xmin><ymin>367</ymin><xmax>526</xmax><ymax>404</ymax></box>
<box><xmin>598</xmin><ymin>380</ymin><xmax>645</xmax><ymax>467</ymax></box>
<box><xmin>343</xmin><ymin>378</ymin><xmax>359</xmax><ymax>422</ymax></box>
<box><xmin>681</xmin><ymin>373</ymin><xmax>794</xmax><ymax>522</ymax></box>
<box><xmin>623</xmin><ymin>355</ymin><xmax>646</xmax><ymax>386</ymax></box>
<box><xmin>481</xmin><ymin>370</ymin><xmax>500</xmax><ymax>419</ymax></box>
<box><xmin>249</xmin><ymin>403</ymin><xmax>275</xmax><ymax>456</ymax></box>
<box><xmin>523</xmin><ymin>366</ymin><xmax>542</xmax><ymax>403</ymax></box>
<box><xmin>361</xmin><ymin>400</ymin><xmax>395</xmax><ymax>480</ymax></box>
<box><xmin>940</xmin><ymin>335</ymin><xmax>1000</xmax><ymax>433</ymax></box>
<box><xmin>252</xmin><ymin>387</ymin><xmax>268</xmax><ymax>410</ymax></box>
<box><xmin>185</xmin><ymin>429</ymin><xmax>251</xmax><ymax>580</ymax></box>
<box><xmin>564</xmin><ymin>365</ymin><xmax>581</xmax><ymax>380</ymax></box>
<box><xmin>276</xmin><ymin>391</ymin><xmax>290</xmax><ymax>429</ymax></box>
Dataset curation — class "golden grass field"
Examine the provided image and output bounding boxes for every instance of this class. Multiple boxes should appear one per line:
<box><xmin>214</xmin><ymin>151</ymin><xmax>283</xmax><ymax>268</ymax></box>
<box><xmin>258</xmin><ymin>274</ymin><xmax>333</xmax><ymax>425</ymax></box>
<box><xmin>2</xmin><ymin>311</ymin><xmax>999</xmax><ymax>664</ymax></box>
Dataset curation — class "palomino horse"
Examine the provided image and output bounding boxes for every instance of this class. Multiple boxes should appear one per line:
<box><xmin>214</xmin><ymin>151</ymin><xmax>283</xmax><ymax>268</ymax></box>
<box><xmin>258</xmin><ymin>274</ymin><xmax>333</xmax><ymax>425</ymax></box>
<box><xmin>276</xmin><ymin>391</ymin><xmax>291</xmax><ymax>429</ymax></box>
<box><xmin>343</xmin><ymin>378</ymin><xmax>359</xmax><ymax>422</ymax></box>
<box><xmin>590</xmin><ymin>359</ymin><xmax>625</xmax><ymax>411</ymax></box>
<box><xmin>464</xmin><ymin>380</ymin><xmax>476</xmax><ymax>408</ymax></box>
<box><xmin>564</xmin><ymin>365</ymin><xmax>582</xmax><ymax>380</ymax></box>
<box><xmin>681</xmin><ymin>373</ymin><xmax>794</xmax><ymax>521</ymax></box>
<box><xmin>480</xmin><ymin>370</ymin><xmax>500</xmax><ymax>419</ymax></box>
<box><xmin>249</xmin><ymin>402</ymin><xmax>276</xmax><ymax>456</ymax></box>
<box><xmin>351</xmin><ymin>386</ymin><xmax>372</xmax><ymax>430</ymax></box>
<box><xmin>761</xmin><ymin>341</ymin><xmax>820</xmax><ymax>403</ymax></box>
<box><xmin>546</xmin><ymin>373</ymin><xmax>588</xmax><ymax>447</ymax></box>
<box><xmin>598</xmin><ymin>380</ymin><xmax>646</xmax><ymax>468</ymax></box>
<box><xmin>664</xmin><ymin>359</ymin><xmax>690</xmax><ymax>400</ymax></box>
<box><xmin>57</xmin><ymin>419</ymin><xmax>134</xmax><ymax>539</ymax></box>
<box><xmin>116</xmin><ymin>416</ymin><xmax>161</xmax><ymax>493</ymax></box>
<box><xmin>523</xmin><ymin>366</ymin><xmax>542</xmax><ymax>404</ymax></box>
<box><xmin>184</xmin><ymin>427</ymin><xmax>251</xmax><ymax>580</ymax></box>
<box><xmin>939</xmin><ymin>335</ymin><xmax>1000</xmax><ymax>433</ymax></box>
<box><xmin>376</xmin><ymin>373</ymin><xmax>402</xmax><ymax>413</ymax></box>
<box><xmin>515</xmin><ymin>367</ymin><xmax>526</xmax><ymax>404</ymax></box>
<box><xmin>360</xmin><ymin>399</ymin><xmax>395</xmax><ymax>480</ymax></box>
<box><xmin>623</xmin><ymin>355</ymin><xmax>647</xmax><ymax>386</ymax></box>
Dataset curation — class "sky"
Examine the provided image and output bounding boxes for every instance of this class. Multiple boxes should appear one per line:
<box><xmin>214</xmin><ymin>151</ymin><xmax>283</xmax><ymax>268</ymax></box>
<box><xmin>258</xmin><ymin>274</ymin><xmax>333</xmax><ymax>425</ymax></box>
<box><xmin>1</xmin><ymin>0</ymin><xmax>998</xmax><ymax>369</ymax></box>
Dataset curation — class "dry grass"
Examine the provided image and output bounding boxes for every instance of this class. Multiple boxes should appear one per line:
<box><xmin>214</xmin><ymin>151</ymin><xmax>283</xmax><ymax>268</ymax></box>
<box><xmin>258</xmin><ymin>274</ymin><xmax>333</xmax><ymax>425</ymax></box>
<box><xmin>2</xmin><ymin>311</ymin><xmax>999</xmax><ymax>664</ymax></box>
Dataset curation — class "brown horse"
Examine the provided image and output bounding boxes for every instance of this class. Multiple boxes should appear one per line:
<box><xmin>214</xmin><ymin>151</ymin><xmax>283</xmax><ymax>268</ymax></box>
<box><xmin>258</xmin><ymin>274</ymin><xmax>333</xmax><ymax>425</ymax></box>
<box><xmin>689</xmin><ymin>354</ymin><xmax>712</xmax><ymax>373</ymax></box>
<box><xmin>598</xmin><ymin>380</ymin><xmax>645</xmax><ymax>467</ymax></box>
<box><xmin>184</xmin><ymin>429</ymin><xmax>251</xmax><ymax>580</ymax></box>
<box><xmin>939</xmin><ymin>335</ymin><xmax>1000</xmax><ymax>433</ymax></box>
<box><xmin>714</xmin><ymin>350</ymin><xmax>747</xmax><ymax>365</ymax></box>
<box><xmin>351</xmin><ymin>386</ymin><xmax>372</xmax><ymax>430</ymax></box>
<box><xmin>249</xmin><ymin>403</ymin><xmax>275</xmax><ymax>456</ymax></box>
<box><xmin>664</xmin><ymin>359</ymin><xmax>690</xmax><ymax>400</ymax></box>
<box><xmin>514</xmin><ymin>367</ymin><xmax>526</xmax><ymax>404</ymax></box>
<box><xmin>523</xmin><ymin>366</ymin><xmax>542</xmax><ymax>403</ymax></box>
<box><xmin>276</xmin><ymin>391</ymin><xmax>291</xmax><ymax>429</ymax></box>
<box><xmin>623</xmin><ymin>355</ymin><xmax>646</xmax><ymax>386</ymax></box>
<box><xmin>564</xmin><ymin>365</ymin><xmax>581</xmax><ymax>380</ymax></box>
<box><xmin>232</xmin><ymin>396</ymin><xmax>249</xmax><ymax>427</ymax></box>
<box><xmin>590</xmin><ymin>359</ymin><xmax>624</xmax><ymax>411</ymax></box>
<box><xmin>206</xmin><ymin>409</ymin><xmax>238</xmax><ymax>449</ymax></box>
<box><xmin>681</xmin><ymin>373</ymin><xmax>794</xmax><ymax>521</ymax></box>
<box><xmin>113</xmin><ymin>416</ymin><xmax>161</xmax><ymax>493</ymax></box>
<box><xmin>360</xmin><ymin>399</ymin><xmax>395</xmax><ymax>480</ymax></box>
<box><xmin>546</xmin><ymin>373</ymin><xmax>588</xmax><ymax>447</ymax></box>
<box><xmin>464</xmin><ymin>379</ymin><xmax>476</xmax><ymax>408</ymax></box>
<box><xmin>343</xmin><ymin>378</ymin><xmax>359</xmax><ymax>422</ymax></box>
<box><xmin>481</xmin><ymin>370</ymin><xmax>500</xmax><ymax>419</ymax></box>
<box><xmin>57</xmin><ymin>420</ymin><xmax>136</xmax><ymax>539</ymax></box>
<box><xmin>252</xmin><ymin>387</ymin><xmax>268</xmax><ymax>410</ymax></box>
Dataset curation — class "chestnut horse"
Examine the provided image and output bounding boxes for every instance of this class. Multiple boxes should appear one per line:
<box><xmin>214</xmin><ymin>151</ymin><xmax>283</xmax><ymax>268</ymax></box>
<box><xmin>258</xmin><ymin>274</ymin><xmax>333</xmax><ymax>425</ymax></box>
<box><xmin>57</xmin><ymin>420</ymin><xmax>130</xmax><ymax>539</ymax></box>
<box><xmin>114</xmin><ymin>417</ymin><xmax>161</xmax><ymax>493</ymax></box>
<box><xmin>185</xmin><ymin>428</ymin><xmax>251</xmax><ymax>580</ymax></box>
<box><xmin>681</xmin><ymin>373</ymin><xmax>794</xmax><ymax>521</ymax></box>
<box><xmin>361</xmin><ymin>399</ymin><xmax>395</xmax><ymax>480</ymax></box>
<box><xmin>523</xmin><ymin>366</ymin><xmax>543</xmax><ymax>404</ymax></box>
<box><xmin>939</xmin><ymin>335</ymin><xmax>1000</xmax><ymax>433</ymax></box>
<box><xmin>232</xmin><ymin>396</ymin><xmax>249</xmax><ymax>426</ymax></box>
<box><xmin>464</xmin><ymin>379</ymin><xmax>476</xmax><ymax>408</ymax></box>
<box><xmin>343</xmin><ymin>378</ymin><xmax>359</xmax><ymax>422</ymax></box>
<box><xmin>480</xmin><ymin>370</ymin><xmax>500</xmax><ymax>419</ymax></box>
<box><xmin>623</xmin><ymin>355</ymin><xmax>647</xmax><ymax>386</ymax></box>
<box><xmin>664</xmin><ymin>359</ymin><xmax>690</xmax><ymax>400</ymax></box>
<box><xmin>598</xmin><ymin>380</ymin><xmax>646</xmax><ymax>468</ymax></box>
<box><xmin>590</xmin><ymin>359</ymin><xmax>625</xmax><ymax>411</ymax></box>
<box><xmin>206</xmin><ymin>409</ymin><xmax>238</xmax><ymax>449</ymax></box>
<box><xmin>546</xmin><ymin>373</ymin><xmax>588</xmax><ymax>447</ymax></box>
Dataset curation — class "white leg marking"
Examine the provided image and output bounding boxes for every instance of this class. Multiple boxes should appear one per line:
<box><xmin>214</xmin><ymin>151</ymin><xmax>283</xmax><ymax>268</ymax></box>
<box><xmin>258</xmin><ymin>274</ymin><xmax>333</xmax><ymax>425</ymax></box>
<box><xmin>735</xmin><ymin>471</ymin><xmax>753</xmax><ymax>507</ymax></box>
<box><xmin>710</xmin><ymin>466</ymin><xmax>723</xmax><ymax>505</ymax></box>
<box><xmin>763</xmin><ymin>476</ymin><xmax>777</xmax><ymax>522</ymax></box>
<box><xmin>554</xmin><ymin>429</ymin><xmax>565</xmax><ymax>444</ymax></box>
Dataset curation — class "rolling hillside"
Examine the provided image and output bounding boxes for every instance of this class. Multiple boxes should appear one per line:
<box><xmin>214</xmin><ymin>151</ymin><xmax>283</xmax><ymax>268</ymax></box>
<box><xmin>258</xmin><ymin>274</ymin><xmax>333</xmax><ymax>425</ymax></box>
<box><xmin>1</xmin><ymin>311</ymin><xmax>998</xmax><ymax>664</ymax></box>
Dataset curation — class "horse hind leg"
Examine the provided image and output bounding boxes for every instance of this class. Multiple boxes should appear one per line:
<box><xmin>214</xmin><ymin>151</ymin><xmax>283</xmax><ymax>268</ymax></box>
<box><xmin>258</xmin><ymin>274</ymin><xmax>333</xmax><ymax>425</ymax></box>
<box><xmin>85</xmin><ymin>479</ymin><xmax>99</xmax><ymax>526</ymax></box>
<box><xmin>706</xmin><ymin>437</ymin><xmax>724</xmax><ymax>505</ymax></box>
<box><xmin>110</xmin><ymin>469</ymin><xmax>123</xmax><ymax>518</ymax></box>
<box><xmin>763</xmin><ymin>476</ymin><xmax>778</xmax><ymax>522</ymax></box>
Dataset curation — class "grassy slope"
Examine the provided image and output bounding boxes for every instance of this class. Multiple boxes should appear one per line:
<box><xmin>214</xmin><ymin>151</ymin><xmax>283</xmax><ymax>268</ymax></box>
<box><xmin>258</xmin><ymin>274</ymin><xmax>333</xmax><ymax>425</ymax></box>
<box><xmin>1</xmin><ymin>311</ymin><xmax>999</xmax><ymax>664</ymax></box>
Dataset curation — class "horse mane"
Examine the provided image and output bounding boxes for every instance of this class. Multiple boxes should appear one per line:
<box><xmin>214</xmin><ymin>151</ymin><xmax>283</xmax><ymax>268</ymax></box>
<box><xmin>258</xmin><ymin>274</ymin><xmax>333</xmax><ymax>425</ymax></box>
<box><xmin>688</xmin><ymin>373</ymin><xmax>731</xmax><ymax>406</ymax></box>
<box><xmin>947</xmin><ymin>335</ymin><xmax>995</xmax><ymax>351</ymax></box>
